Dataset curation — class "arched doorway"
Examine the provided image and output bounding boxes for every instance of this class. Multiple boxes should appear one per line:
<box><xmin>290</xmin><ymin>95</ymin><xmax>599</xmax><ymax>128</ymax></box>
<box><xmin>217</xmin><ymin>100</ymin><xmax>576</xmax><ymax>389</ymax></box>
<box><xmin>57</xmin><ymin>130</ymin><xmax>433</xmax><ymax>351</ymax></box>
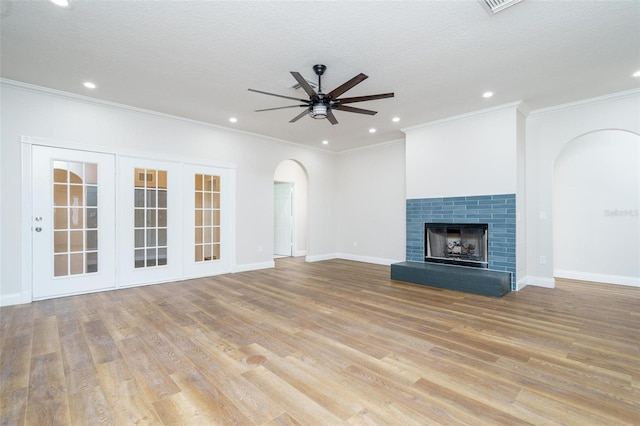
<box><xmin>273</xmin><ymin>160</ymin><xmax>308</xmax><ymax>258</ymax></box>
<box><xmin>552</xmin><ymin>130</ymin><xmax>639</xmax><ymax>286</ymax></box>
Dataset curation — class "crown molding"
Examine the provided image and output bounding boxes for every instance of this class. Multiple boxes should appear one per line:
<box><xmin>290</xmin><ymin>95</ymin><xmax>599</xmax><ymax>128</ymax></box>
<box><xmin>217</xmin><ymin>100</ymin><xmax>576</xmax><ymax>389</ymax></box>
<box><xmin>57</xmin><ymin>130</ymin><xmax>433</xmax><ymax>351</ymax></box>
<box><xmin>401</xmin><ymin>101</ymin><xmax>525</xmax><ymax>132</ymax></box>
<box><xmin>528</xmin><ymin>89</ymin><xmax>640</xmax><ymax>117</ymax></box>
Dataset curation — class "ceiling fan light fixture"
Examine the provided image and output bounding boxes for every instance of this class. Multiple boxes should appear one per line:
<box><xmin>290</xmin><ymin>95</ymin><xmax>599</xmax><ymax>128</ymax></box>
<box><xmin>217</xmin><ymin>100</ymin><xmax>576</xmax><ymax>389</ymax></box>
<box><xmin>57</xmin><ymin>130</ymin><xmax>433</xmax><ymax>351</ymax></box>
<box><xmin>310</xmin><ymin>103</ymin><xmax>328</xmax><ymax>119</ymax></box>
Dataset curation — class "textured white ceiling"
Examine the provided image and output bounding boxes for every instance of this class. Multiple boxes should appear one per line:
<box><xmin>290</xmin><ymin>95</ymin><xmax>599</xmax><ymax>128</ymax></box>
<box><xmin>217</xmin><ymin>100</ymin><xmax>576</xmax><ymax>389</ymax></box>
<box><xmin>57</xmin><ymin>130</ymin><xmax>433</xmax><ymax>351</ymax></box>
<box><xmin>1</xmin><ymin>0</ymin><xmax>639</xmax><ymax>151</ymax></box>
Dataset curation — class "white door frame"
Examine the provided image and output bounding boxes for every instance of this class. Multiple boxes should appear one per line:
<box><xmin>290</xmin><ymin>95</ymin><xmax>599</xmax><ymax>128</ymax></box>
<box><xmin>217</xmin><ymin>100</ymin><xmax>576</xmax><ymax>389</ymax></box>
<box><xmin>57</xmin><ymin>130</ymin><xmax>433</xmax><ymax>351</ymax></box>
<box><xmin>20</xmin><ymin>135</ymin><xmax>236</xmax><ymax>303</ymax></box>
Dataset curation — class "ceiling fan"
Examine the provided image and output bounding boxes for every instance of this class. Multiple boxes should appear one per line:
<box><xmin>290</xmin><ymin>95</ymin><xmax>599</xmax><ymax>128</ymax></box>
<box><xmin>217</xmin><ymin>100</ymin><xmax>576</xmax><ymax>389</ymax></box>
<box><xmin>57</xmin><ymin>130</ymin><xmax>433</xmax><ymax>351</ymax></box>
<box><xmin>248</xmin><ymin>64</ymin><xmax>394</xmax><ymax>125</ymax></box>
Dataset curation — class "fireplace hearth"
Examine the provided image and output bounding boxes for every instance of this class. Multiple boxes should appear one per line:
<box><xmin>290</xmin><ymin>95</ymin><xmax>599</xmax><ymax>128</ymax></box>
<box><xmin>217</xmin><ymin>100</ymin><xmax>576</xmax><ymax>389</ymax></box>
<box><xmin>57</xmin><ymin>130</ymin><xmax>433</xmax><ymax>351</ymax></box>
<box><xmin>425</xmin><ymin>223</ymin><xmax>488</xmax><ymax>268</ymax></box>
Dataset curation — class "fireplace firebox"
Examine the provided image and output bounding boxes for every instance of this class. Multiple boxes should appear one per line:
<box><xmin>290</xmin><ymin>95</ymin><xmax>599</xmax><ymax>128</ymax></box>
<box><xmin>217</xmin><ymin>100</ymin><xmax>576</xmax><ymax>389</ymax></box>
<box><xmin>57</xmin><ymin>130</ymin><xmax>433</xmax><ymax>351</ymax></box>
<box><xmin>425</xmin><ymin>223</ymin><xmax>488</xmax><ymax>268</ymax></box>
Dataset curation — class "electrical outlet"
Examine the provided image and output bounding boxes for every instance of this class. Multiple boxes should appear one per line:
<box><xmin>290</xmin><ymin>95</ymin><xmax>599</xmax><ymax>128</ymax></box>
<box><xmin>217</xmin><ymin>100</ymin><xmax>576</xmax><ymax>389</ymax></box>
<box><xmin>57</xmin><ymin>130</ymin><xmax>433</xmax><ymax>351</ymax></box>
<box><xmin>258</xmin><ymin>245</ymin><xmax>263</xmax><ymax>253</ymax></box>
<box><xmin>539</xmin><ymin>255</ymin><xmax>546</xmax><ymax>265</ymax></box>
<box><xmin>353</xmin><ymin>241</ymin><xmax>358</xmax><ymax>247</ymax></box>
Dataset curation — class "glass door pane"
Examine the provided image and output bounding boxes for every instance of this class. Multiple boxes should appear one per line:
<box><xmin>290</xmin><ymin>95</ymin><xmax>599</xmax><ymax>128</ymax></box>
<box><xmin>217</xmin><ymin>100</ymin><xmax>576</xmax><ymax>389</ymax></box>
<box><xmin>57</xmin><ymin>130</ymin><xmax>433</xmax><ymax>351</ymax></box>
<box><xmin>51</xmin><ymin>161</ymin><xmax>99</xmax><ymax>276</ymax></box>
<box><xmin>194</xmin><ymin>173</ymin><xmax>221</xmax><ymax>262</ymax></box>
<box><xmin>133</xmin><ymin>168</ymin><xmax>168</xmax><ymax>268</ymax></box>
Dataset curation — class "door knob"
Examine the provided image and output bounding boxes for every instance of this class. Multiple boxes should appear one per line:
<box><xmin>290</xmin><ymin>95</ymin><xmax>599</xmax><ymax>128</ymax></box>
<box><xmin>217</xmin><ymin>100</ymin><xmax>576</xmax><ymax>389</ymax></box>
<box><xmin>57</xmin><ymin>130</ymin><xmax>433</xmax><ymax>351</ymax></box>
<box><xmin>34</xmin><ymin>227</ymin><xmax>42</xmax><ymax>232</ymax></box>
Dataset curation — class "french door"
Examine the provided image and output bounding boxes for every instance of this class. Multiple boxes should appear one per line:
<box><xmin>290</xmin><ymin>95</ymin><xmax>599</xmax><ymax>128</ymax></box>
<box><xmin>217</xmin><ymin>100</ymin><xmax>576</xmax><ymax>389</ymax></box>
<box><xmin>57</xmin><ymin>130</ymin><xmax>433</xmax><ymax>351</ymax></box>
<box><xmin>32</xmin><ymin>146</ymin><xmax>116</xmax><ymax>300</ymax></box>
<box><xmin>117</xmin><ymin>157</ymin><xmax>183</xmax><ymax>286</ymax></box>
<box><xmin>30</xmin><ymin>145</ymin><xmax>234</xmax><ymax>300</ymax></box>
<box><xmin>183</xmin><ymin>164</ymin><xmax>231</xmax><ymax>278</ymax></box>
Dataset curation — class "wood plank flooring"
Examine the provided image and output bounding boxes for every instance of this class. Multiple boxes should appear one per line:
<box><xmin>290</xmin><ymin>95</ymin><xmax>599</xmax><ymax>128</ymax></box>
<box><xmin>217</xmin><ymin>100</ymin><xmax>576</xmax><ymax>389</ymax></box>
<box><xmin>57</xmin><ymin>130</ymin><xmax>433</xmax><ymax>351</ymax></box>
<box><xmin>1</xmin><ymin>257</ymin><xmax>638</xmax><ymax>425</ymax></box>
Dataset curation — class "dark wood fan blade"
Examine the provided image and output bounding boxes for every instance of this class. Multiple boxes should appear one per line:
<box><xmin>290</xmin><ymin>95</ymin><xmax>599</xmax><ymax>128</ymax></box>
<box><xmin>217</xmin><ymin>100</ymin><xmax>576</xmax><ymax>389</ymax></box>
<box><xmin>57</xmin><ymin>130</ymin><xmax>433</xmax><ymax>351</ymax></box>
<box><xmin>333</xmin><ymin>105</ymin><xmax>378</xmax><ymax>115</ymax></box>
<box><xmin>289</xmin><ymin>109</ymin><xmax>309</xmax><ymax>123</ymax></box>
<box><xmin>248</xmin><ymin>88</ymin><xmax>309</xmax><ymax>103</ymax></box>
<box><xmin>255</xmin><ymin>105</ymin><xmax>307</xmax><ymax>112</ymax></box>
<box><xmin>290</xmin><ymin>72</ymin><xmax>317</xmax><ymax>98</ymax></box>
<box><xmin>327</xmin><ymin>110</ymin><xmax>338</xmax><ymax>125</ymax></box>
<box><xmin>336</xmin><ymin>93</ymin><xmax>394</xmax><ymax>104</ymax></box>
<box><xmin>326</xmin><ymin>73</ymin><xmax>368</xmax><ymax>99</ymax></box>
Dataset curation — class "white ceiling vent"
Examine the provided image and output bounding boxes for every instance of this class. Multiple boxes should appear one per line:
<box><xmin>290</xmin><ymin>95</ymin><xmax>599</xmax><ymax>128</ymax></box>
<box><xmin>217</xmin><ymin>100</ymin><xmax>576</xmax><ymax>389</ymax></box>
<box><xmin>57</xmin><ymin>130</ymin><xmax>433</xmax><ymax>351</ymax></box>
<box><xmin>479</xmin><ymin>0</ymin><xmax>523</xmax><ymax>15</ymax></box>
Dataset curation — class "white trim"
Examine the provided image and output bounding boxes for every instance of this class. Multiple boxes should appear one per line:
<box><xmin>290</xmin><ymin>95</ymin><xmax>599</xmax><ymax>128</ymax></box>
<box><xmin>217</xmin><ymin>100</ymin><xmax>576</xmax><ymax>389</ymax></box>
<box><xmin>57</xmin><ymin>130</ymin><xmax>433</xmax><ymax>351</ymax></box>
<box><xmin>337</xmin><ymin>253</ymin><xmax>403</xmax><ymax>266</ymax></box>
<box><xmin>529</xmin><ymin>89</ymin><xmax>640</xmax><ymax>117</ymax></box>
<box><xmin>338</xmin><ymin>138</ymin><xmax>405</xmax><ymax>154</ymax></box>
<box><xmin>555</xmin><ymin>269</ymin><xmax>639</xmax><ymax>287</ymax></box>
<box><xmin>293</xmin><ymin>250</ymin><xmax>307</xmax><ymax>257</ymax></box>
<box><xmin>401</xmin><ymin>101</ymin><xmax>524</xmax><ymax>132</ymax></box>
<box><xmin>515</xmin><ymin>276</ymin><xmax>528</xmax><ymax>291</ymax></box>
<box><xmin>227</xmin><ymin>168</ymin><xmax>237</xmax><ymax>272</ymax></box>
<box><xmin>305</xmin><ymin>253</ymin><xmax>338</xmax><ymax>262</ymax></box>
<box><xmin>0</xmin><ymin>293</ymin><xmax>25</xmax><ymax>307</ymax></box>
<box><xmin>521</xmin><ymin>276</ymin><xmax>556</xmax><ymax>288</ymax></box>
<box><xmin>21</xmin><ymin>141</ymin><xmax>33</xmax><ymax>304</ymax></box>
<box><xmin>233</xmin><ymin>261</ymin><xmax>275</xmax><ymax>273</ymax></box>
<box><xmin>2</xmin><ymin>78</ymin><xmax>335</xmax><ymax>154</ymax></box>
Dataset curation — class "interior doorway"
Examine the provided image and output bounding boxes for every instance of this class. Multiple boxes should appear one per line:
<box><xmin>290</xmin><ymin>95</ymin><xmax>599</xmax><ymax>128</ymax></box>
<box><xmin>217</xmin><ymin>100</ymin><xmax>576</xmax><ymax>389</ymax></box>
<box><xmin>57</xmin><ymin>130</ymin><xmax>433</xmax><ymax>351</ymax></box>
<box><xmin>273</xmin><ymin>160</ymin><xmax>308</xmax><ymax>258</ymax></box>
<box><xmin>552</xmin><ymin>130</ymin><xmax>640</xmax><ymax>286</ymax></box>
<box><xmin>274</xmin><ymin>181</ymin><xmax>294</xmax><ymax>256</ymax></box>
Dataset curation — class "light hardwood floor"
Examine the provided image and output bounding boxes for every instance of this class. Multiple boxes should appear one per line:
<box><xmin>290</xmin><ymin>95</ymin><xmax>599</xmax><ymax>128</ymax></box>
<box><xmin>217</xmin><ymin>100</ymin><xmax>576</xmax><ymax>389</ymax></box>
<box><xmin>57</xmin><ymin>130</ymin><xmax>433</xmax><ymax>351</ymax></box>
<box><xmin>1</xmin><ymin>257</ymin><xmax>638</xmax><ymax>425</ymax></box>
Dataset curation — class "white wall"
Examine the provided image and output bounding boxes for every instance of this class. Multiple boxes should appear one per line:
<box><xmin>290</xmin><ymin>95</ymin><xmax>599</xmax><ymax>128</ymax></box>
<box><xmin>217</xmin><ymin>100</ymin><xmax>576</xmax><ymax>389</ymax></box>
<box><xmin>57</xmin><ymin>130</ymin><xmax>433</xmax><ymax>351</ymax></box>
<box><xmin>0</xmin><ymin>82</ymin><xmax>338</xmax><ymax>304</ymax></box>
<box><xmin>274</xmin><ymin>159</ymin><xmax>308</xmax><ymax>256</ymax></box>
<box><xmin>404</xmin><ymin>104</ymin><xmax>521</xmax><ymax>199</ymax></box>
<box><xmin>336</xmin><ymin>140</ymin><xmax>406</xmax><ymax>264</ymax></box>
<box><xmin>526</xmin><ymin>90</ymin><xmax>640</xmax><ymax>287</ymax></box>
<box><xmin>553</xmin><ymin>130</ymin><xmax>639</xmax><ymax>285</ymax></box>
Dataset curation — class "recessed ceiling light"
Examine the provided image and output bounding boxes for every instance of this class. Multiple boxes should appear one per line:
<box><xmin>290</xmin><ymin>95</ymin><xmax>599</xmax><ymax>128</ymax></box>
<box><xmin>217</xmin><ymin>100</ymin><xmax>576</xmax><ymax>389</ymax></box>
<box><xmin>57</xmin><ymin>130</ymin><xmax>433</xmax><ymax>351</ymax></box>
<box><xmin>482</xmin><ymin>91</ymin><xmax>494</xmax><ymax>98</ymax></box>
<box><xmin>50</xmin><ymin>0</ymin><xmax>72</xmax><ymax>7</ymax></box>
<box><xmin>322</xmin><ymin>140</ymin><xmax>328</xmax><ymax>145</ymax></box>
<box><xmin>392</xmin><ymin>117</ymin><xmax>400</xmax><ymax>123</ymax></box>
<box><xmin>83</xmin><ymin>81</ymin><xmax>96</xmax><ymax>89</ymax></box>
<box><xmin>633</xmin><ymin>70</ymin><xmax>640</xmax><ymax>78</ymax></box>
<box><xmin>369</xmin><ymin>128</ymin><xmax>376</xmax><ymax>134</ymax></box>
<box><xmin>229</xmin><ymin>117</ymin><xmax>238</xmax><ymax>123</ymax></box>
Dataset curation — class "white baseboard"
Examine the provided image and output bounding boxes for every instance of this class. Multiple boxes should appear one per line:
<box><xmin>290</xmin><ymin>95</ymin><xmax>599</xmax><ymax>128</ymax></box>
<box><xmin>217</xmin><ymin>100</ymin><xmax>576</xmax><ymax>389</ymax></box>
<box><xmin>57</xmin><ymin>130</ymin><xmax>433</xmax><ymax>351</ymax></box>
<box><xmin>293</xmin><ymin>250</ymin><xmax>307</xmax><ymax>257</ymax></box>
<box><xmin>233</xmin><ymin>261</ymin><xmax>275</xmax><ymax>273</ymax></box>
<box><xmin>555</xmin><ymin>269</ymin><xmax>640</xmax><ymax>287</ymax></box>
<box><xmin>336</xmin><ymin>253</ymin><xmax>403</xmax><ymax>266</ymax></box>
<box><xmin>520</xmin><ymin>276</ymin><xmax>556</xmax><ymax>289</ymax></box>
<box><xmin>0</xmin><ymin>292</ymin><xmax>26</xmax><ymax>307</ymax></box>
<box><xmin>515</xmin><ymin>277</ymin><xmax>528</xmax><ymax>291</ymax></box>
<box><xmin>305</xmin><ymin>253</ymin><xmax>338</xmax><ymax>262</ymax></box>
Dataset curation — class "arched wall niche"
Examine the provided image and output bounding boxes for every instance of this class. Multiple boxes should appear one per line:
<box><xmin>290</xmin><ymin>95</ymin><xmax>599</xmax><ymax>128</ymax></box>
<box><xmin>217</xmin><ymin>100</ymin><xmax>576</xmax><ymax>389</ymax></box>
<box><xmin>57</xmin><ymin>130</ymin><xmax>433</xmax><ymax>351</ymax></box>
<box><xmin>552</xmin><ymin>129</ymin><xmax>640</xmax><ymax>286</ymax></box>
<box><xmin>273</xmin><ymin>159</ymin><xmax>309</xmax><ymax>257</ymax></box>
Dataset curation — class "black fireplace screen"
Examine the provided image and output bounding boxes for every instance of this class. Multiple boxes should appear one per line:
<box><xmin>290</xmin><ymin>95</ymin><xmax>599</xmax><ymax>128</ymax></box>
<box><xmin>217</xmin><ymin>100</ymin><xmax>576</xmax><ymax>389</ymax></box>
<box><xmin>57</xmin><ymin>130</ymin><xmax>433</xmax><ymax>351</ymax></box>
<box><xmin>425</xmin><ymin>223</ymin><xmax>488</xmax><ymax>267</ymax></box>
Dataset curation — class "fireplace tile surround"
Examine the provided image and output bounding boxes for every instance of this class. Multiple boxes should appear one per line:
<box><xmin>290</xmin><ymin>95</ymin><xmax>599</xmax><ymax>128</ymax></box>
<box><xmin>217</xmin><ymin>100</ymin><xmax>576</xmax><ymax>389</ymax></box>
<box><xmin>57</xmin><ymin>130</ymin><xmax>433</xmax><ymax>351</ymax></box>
<box><xmin>406</xmin><ymin>194</ymin><xmax>516</xmax><ymax>289</ymax></box>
